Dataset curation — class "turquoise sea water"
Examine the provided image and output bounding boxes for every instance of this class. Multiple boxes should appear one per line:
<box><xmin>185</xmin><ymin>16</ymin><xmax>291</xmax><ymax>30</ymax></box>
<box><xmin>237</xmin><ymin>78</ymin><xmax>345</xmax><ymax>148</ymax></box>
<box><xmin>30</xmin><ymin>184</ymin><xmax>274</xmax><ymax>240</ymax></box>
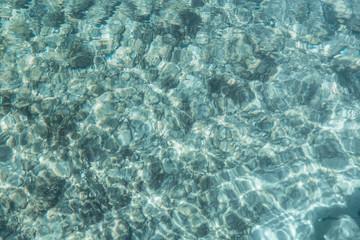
<box><xmin>1</xmin><ymin>0</ymin><xmax>360</xmax><ymax>239</ymax></box>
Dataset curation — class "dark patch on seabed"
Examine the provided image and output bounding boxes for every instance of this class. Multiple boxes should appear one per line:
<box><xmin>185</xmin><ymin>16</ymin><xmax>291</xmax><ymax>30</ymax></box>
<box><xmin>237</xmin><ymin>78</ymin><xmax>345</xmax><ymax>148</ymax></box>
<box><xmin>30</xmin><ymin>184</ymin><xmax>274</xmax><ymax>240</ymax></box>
<box><xmin>312</xmin><ymin>188</ymin><xmax>360</xmax><ymax>240</ymax></box>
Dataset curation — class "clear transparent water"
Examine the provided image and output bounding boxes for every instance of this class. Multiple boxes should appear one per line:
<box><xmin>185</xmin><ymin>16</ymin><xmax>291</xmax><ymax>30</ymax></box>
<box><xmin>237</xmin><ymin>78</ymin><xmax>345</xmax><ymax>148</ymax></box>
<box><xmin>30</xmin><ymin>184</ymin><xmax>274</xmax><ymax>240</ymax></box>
<box><xmin>1</xmin><ymin>0</ymin><xmax>360</xmax><ymax>239</ymax></box>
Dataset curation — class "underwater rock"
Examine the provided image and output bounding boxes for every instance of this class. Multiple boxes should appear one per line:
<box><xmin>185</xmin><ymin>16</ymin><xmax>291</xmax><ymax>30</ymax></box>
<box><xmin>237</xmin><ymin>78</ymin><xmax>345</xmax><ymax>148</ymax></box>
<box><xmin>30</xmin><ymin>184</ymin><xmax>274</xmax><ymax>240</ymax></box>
<box><xmin>0</xmin><ymin>145</ymin><xmax>12</xmax><ymax>162</ymax></box>
<box><xmin>179</xmin><ymin>10</ymin><xmax>202</xmax><ymax>38</ymax></box>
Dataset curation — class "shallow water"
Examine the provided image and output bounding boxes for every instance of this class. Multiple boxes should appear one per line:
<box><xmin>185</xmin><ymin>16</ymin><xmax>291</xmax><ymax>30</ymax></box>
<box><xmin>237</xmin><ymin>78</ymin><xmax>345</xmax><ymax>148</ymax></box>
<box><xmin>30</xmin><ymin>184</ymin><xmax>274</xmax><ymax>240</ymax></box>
<box><xmin>1</xmin><ymin>0</ymin><xmax>360</xmax><ymax>239</ymax></box>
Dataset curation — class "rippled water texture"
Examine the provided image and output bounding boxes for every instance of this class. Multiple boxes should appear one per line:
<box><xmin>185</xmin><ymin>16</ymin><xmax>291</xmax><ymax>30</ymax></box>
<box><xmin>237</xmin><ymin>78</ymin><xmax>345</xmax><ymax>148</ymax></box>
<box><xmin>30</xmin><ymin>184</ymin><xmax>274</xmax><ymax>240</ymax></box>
<box><xmin>1</xmin><ymin>0</ymin><xmax>360</xmax><ymax>239</ymax></box>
